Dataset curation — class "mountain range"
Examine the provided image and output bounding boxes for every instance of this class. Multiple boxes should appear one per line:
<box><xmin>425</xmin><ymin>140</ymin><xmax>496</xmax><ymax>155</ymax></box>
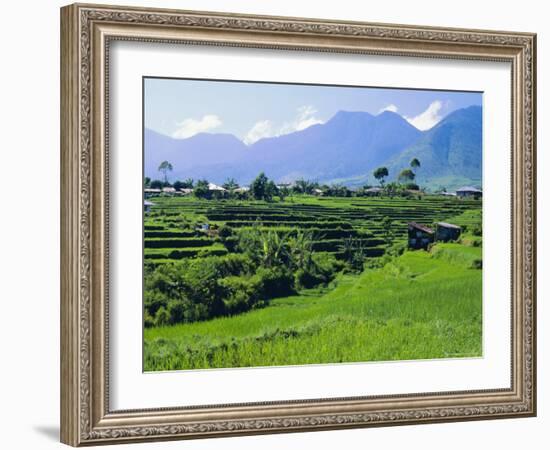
<box><xmin>144</xmin><ymin>105</ymin><xmax>482</xmax><ymax>191</ymax></box>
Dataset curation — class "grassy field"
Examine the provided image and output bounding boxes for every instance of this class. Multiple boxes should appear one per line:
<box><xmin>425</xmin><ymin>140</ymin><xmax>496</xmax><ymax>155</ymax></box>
<box><xmin>144</xmin><ymin>243</ymin><xmax>482</xmax><ymax>371</ymax></box>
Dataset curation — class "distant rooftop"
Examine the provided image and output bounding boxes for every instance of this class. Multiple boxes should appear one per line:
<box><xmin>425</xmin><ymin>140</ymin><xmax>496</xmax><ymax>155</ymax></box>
<box><xmin>408</xmin><ymin>222</ymin><xmax>434</xmax><ymax>234</ymax></box>
<box><xmin>456</xmin><ymin>186</ymin><xmax>482</xmax><ymax>192</ymax></box>
<box><xmin>208</xmin><ymin>183</ymin><xmax>226</xmax><ymax>191</ymax></box>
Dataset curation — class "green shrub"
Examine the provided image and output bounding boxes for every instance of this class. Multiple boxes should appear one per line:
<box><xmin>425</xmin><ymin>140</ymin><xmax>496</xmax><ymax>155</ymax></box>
<box><xmin>219</xmin><ymin>276</ymin><xmax>262</xmax><ymax>314</ymax></box>
<box><xmin>143</xmin><ymin>254</ymin><xmax>260</xmax><ymax>325</ymax></box>
<box><xmin>386</xmin><ymin>241</ymin><xmax>407</xmax><ymax>257</ymax></box>
<box><xmin>167</xmin><ymin>301</ymin><xmax>186</xmax><ymax>324</ymax></box>
<box><xmin>471</xmin><ymin>225</ymin><xmax>483</xmax><ymax>236</ymax></box>
<box><xmin>256</xmin><ymin>266</ymin><xmax>295</xmax><ymax>299</ymax></box>
<box><xmin>144</xmin><ymin>290</ymin><xmax>168</xmax><ymax>317</ymax></box>
<box><xmin>471</xmin><ymin>259</ymin><xmax>482</xmax><ymax>270</ymax></box>
<box><xmin>144</xmin><ymin>311</ymin><xmax>155</xmax><ymax>328</ymax></box>
<box><xmin>295</xmin><ymin>253</ymin><xmax>343</xmax><ymax>289</ymax></box>
<box><xmin>311</xmin><ymin>253</ymin><xmax>345</xmax><ymax>282</ymax></box>
<box><xmin>294</xmin><ymin>268</ymin><xmax>324</xmax><ymax>289</ymax></box>
<box><xmin>155</xmin><ymin>307</ymin><xmax>170</xmax><ymax>326</ymax></box>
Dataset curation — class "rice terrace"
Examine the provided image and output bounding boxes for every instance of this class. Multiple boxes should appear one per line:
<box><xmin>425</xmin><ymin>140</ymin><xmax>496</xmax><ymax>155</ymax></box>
<box><xmin>143</xmin><ymin>78</ymin><xmax>483</xmax><ymax>371</ymax></box>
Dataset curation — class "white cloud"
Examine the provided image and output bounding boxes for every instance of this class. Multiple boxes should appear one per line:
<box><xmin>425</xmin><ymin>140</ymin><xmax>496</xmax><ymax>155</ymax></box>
<box><xmin>243</xmin><ymin>120</ymin><xmax>274</xmax><ymax>145</ymax></box>
<box><xmin>244</xmin><ymin>105</ymin><xmax>325</xmax><ymax>145</ymax></box>
<box><xmin>405</xmin><ymin>101</ymin><xmax>444</xmax><ymax>130</ymax></box>
<box><xmin>378</xmin><ymin>104</ymin><xmax>398</xmax><ymax>114</ymax></box>
<box><xmin>172</xmin><ymin>114</ymin><xmax>222</xmax><ymax>139</ymax></box>
<box><xmin>287</xmin><ymin>105</ymin><xmax>325</xmax><ymax>133</ymax></box>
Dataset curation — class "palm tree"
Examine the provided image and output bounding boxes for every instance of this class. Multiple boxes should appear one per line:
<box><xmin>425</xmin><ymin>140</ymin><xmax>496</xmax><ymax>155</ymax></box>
<box><xmin>261</xmin><ymin>230</ymin><xmax>290</xmax><ymax>268</ymax></box>
<box><xmin>294</xmin><ymin>179</ymin><xmax>314</xmax><ymax>195</ymax></box>
<box><xmin>287</xmin><ymin>230</ymin><xmax>315</xmax><ymax>270</ymax></box>
<box><xmin>222</xmin><ymin>178</ymin><xmax>239</xmax><ymax>191</ymax></box>
<box><xmin>158</xmin><ymin>161</ymin><xmax>173</xmax><ymax>184</ymax></box>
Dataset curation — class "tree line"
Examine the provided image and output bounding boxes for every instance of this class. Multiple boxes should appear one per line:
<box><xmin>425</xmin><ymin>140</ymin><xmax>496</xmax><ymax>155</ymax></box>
<box><xmin>145</xmin><ymin>158</ymin><xmax>423</xmax><ymax>200</ymax></box>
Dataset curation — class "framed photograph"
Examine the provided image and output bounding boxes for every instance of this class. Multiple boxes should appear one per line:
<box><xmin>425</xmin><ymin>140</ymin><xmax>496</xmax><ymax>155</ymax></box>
<box><xmin>60</xmin><ymin>3</ymin><xmax>537</xmax><ymax>446</ymax></box>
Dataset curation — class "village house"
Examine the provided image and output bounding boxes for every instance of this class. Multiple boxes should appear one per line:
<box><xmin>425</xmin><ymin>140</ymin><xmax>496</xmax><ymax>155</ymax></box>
<box><xmin>162</xmin><ymin>186</ymin><xmax>176</xmax><ymax>194</ymax></box>
<box><xmin>364</xmin><ymin>187</ymin><xmax>383</xmax><ymax>196</ymax></box>
<box><xmin>436</xmin><ymin>222</ymin><xmax>461</xmax><ymax>242</ymax></box>
<box><xmin>178</xmin><ymin>188</ymin><xmax>194</xmax><ymax>195</ymax></box>
<box><xmin>407</xmin><ymin>222</ymin><xmax>434</xmax><ymax>250</ymax></box>
<box><xmin>312</xmin><ymin>188</ymin><xmax>324</xmax><ymax>196</ymax></box>
<box><xmin>144</xmin><ymin>188</ymin><xmax>161</xmax><ymax>197</ymax></box>
<box><xmin>208</xmin><ymin>182</ymin><xmax>226</xmax><ymax>192</ymax></box>
<box><xmin>456</xmin><ymin>186</ymin><xmax>482</xmax><ymax>200</ymax></box>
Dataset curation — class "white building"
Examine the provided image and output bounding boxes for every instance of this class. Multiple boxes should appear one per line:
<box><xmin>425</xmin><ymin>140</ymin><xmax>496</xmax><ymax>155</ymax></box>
<box><xmin>208</xmin><ymin>183</ymin><xmax>226</xmax><ymax>192</ymax></box>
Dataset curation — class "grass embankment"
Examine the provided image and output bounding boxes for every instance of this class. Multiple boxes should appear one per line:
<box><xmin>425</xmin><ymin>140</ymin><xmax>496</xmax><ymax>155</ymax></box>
<box><xmin>144</xmin><ymin>243</ymin><xmax>482</xmax><ymax>371</ymax></box>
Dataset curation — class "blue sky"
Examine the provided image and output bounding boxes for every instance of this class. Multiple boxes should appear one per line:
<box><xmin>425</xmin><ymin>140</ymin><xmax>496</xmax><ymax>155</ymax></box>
<box><xmin>144</xmin><ymin>77</ymin><xmax>482</xmax><ymax>145</ymax></box>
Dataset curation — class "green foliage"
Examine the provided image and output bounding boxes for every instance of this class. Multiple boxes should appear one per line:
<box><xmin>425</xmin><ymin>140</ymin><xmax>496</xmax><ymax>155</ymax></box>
<box><xmin>339</xmin><ymin>236</ymin><xmax>367</xmax><ymax>272</ymax></box>
<box><xmin>322</xmin><ymin>184</ymin><xmax>350</xmax><ymax>197</ymax></box>
<box><xmin>181</xmin><ymin>178</ymin><xmax>194</xmax><ymax>188</ymax></box>
<box><xmin>173</xmin><ymin>179</ymin><xmax>193</xmax><ymax>191</ymax></box>
<box><xmin>144</xmin><ymin>311</ymin><xmax>155</xmax><ymax>328</ymax></box>
<box><xmin>149</xmin><ymin>179</ymin><xmax>164</xmax><ymax>190</ymax></box>
<box><xmin>256</xmin><ymin>266</ymin><xmax>295</xmax><ymax>299</ymax></box>
<box><xmin>381</xmin><ymin>216</ymin><xmax>394</xmax><ymax>245</ymax></box>
<box><xmin>398</xmin><ymin>168</ymin><xmax>416</xmax><ymax>183</ymax></box>
<box><xmin>404</xmin><ymin>182</ymin><xmax>420</xmax><ymax>190</ymax></box>
<box><xmin>145</xmin><ymin>248</ymin><xmax>482</xmax><ymax>370</ymax></box>
<box><xmin>373</xmin><ymin>166</ymin><xmax>389</xmax><ymax>186</ymax></box>
<box><xmin>155</xmin><ymin>306</ymin><xmax>170</xmax><ymax>327</ymax></box>
<box><xmin>194</xmin><ymin>179</ymin><xmax>210</xmax><ymax>199</ymax></box>
<box><xmin>250</xmin><ymin>172</ymin><xmax>268</xmax><ymax>200</ymax></box>
<box><xmin>470</xmin><ymin>224</ymin><xmax>482</xmax><ymax>236</ymax></box>
<box><xmin>295</xmin><ymin>253</ymin><xmax>344</xmax><ymax>289</ymax></box>
<box><xmin>143</xmin><ymin>254</ymin><xmax>257</xmax><ymax>325</ymax></box>
<box><xmin>265</xmin><ymin>180</ymin><xmax>278</xmax><ymax>201</ymax></box>
<box><xmin>293</xmin><ymin>178</ymin><xmax>318</xmax><ymax>195</ymax></box>
<box><xmin>222</xmin><ymin>178</ymin><xmax>239</xmax><ymax>192</ymax></box>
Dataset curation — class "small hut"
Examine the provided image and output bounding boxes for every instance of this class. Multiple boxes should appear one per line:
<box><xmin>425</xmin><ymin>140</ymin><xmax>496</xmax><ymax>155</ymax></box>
<box><xmin>456</xmin><ymin>186</ymin><xmax>482</xmax><ymax>200</ymax></box>
<box><xmin>407</xmin><ymin>222</ymin><xmax>434</xmax><ymax>250</ymax></box>
<box><xmin>436</xmin><ymin>222</ymin><xmax>461</xmax><ymax>242</ymax></box>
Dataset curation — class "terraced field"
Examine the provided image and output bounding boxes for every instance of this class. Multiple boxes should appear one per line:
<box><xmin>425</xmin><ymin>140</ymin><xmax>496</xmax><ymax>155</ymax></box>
<box><xmin>144</xmin><ymin>195</ymin><xmax>481</xmax><ymax>264</ymax></box>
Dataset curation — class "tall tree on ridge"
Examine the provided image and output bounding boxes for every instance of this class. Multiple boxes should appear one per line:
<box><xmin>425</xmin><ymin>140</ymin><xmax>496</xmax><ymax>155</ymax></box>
<box><xmin>373</xmin><ymin>167</ymin><xmax>389</xmax><ymax>186</ymax></box>
<box><xmin>158</xmin><ymin>161</ymin><xmax>173</xmax><ymax>184</ymax></box>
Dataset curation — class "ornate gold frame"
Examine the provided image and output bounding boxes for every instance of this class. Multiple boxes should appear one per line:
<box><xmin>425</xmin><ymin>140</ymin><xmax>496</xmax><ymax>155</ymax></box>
<box><xmin>60</xmin><ymin>3</ymin><xmax>536</xmax><ymax>446</ymax></box>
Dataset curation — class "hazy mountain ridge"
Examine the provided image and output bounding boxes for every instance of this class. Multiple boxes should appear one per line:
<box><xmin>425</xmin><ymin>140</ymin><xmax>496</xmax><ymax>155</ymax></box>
<box><xmin>144</xmin><ymin>106</ymin><xmax>482</xmax><ymax>190</ymax></box>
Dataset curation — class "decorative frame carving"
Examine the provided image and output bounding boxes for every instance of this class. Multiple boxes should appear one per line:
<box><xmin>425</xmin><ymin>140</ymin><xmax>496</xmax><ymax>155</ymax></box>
<box><xmin>60</xmin><ymin>3</ymin><xmax>536</xmax><ymax>446</ymax></box>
